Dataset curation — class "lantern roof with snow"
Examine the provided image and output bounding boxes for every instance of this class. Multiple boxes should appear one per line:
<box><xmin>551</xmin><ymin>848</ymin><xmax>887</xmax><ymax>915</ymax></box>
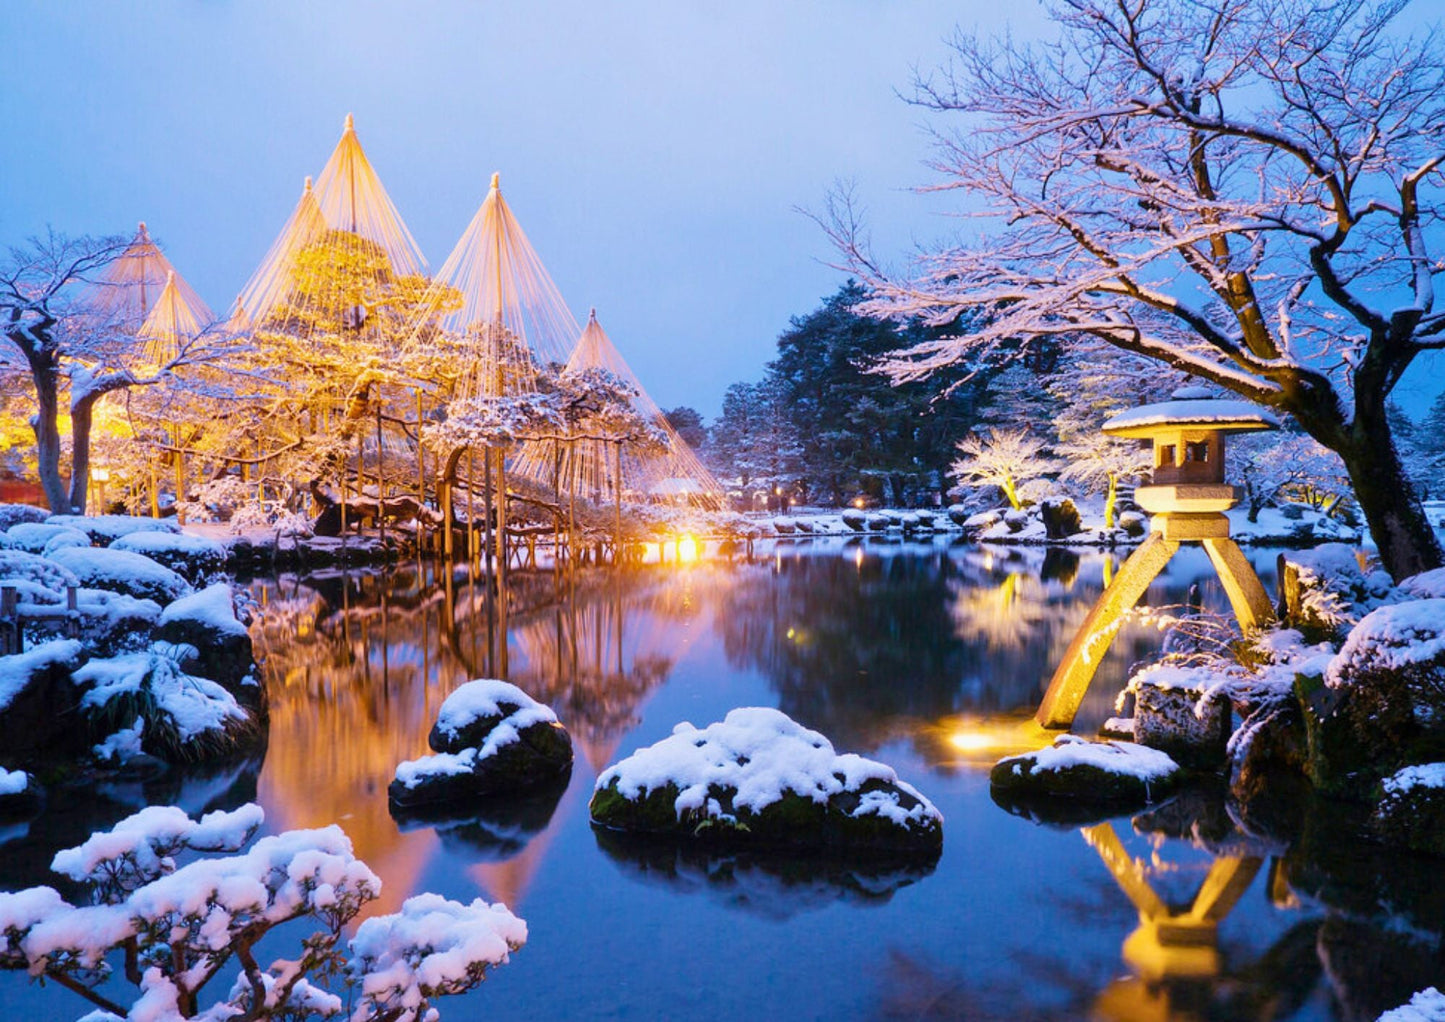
<box><xmin>1102</xmin><ymin>386</ymin><xmax>1279</xmax><ymax>439</ymax></box>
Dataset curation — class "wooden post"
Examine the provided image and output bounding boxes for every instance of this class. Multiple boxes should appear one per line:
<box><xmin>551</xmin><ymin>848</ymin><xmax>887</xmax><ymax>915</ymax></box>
<box><xmin>66</xmin><ymin>586</ymin><xmax>79</xmax><ymax>639</ymax></box>
<box><xmin>174</xmin><ymin>444</ymin><xmax>187</xmax><ymax>525</ymax></box>
<box><xmin>376</xmin><ymin>404</ymin><xmax>387</xmax><ymax>545</ymax></box>
<box><xmin>149</xmin><ymin>458</ymin><xmax>160</xmax><ymax>519</ymax></box>
<box><xmin>468</xmin><ymin>449</ymin><xmax>478</xmax><ymax>566</ymax></box>
<box><xmin>0</xmin><ymin>585</ymin><xmax>18</xmax><ymax>655</ymax></box>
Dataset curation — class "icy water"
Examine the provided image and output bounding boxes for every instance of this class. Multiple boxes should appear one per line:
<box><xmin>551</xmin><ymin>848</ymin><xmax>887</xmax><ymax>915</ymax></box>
<box><xmin>3</xmin><ymin>536</ymin><xmax>1444</xmax><ymax>1020</ymax></box>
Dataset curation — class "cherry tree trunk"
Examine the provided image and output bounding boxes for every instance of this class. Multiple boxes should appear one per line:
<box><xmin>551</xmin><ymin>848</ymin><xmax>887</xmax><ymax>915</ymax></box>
<box><xmin>68</xmin><ymin>395</ymin><xmax>97</xmax><ymax>515</ymax></box>
<box><xmin>26</xmin><ymin>355</ymin><xmax>70</xmax><ymax>512</ymax></box>
<box><xmin>1338</xmin><ymin>430</ymin><xmax>1442</xmax><ymax>582</ymax></box>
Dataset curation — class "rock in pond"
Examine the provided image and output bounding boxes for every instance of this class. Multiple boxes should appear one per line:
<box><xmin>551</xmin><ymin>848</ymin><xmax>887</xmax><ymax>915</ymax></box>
<box><xmin>990</xmin><ymin>734</ymin><xmax>1181</xmax><ymax>805</ymax></box>
<box><xmin>1372</xmin><ymin>763</ymin><xmax>1445</xmax><ymax>857</ymax></box>
<box><xmin>588</xmin><ymin>707</ymin><xmax>942</xmax><ymax>855</ymax></box>
<box><xmin>1126</xmin><ymin>664</ymin><xmax>1231</xmax><ymax>770</ymax></box>
<box><xmin>389</xmin><ymin>679</ymin><xmax>573</xmax><ymax>808</ymax></box>
<box><xmin>1303</xmin><ymin>598</ymin><xmax>1445</xmax><ymax>799</ymax></box>
<box><xmin>0</xmin><ymin>767</ymin><xmax>42</xmax><ymax>817</ymax></box>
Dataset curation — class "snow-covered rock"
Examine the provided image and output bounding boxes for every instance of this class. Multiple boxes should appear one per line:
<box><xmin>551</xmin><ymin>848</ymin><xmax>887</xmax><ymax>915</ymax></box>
<box><xmin>1400</xmin><ymin>568</ymin><xmax>1445</xmax><ymax>601</ymax></box>
<box><xmin>47</xmin><ymin>546</ymin><xmax>192</xmax><ymax>605</ymax></box>
<box><xmin>154</xmin><ymin>584</ymin><xmax>258</xmax><ymax>708</ymax></box>
<box><xmin>1372</xmin><ymin>763</ymin><xmax>1445</xmax><ymax>857</ymax></box>
<box><xmin>989</xmin><ymin>734</ymin><xmax>1180</xmax><ymax>804</ymax></box>
<box><xmin>0</xmin><ymin>767</ymin><xmax>41</xmax><ymax>816</ymax></box>
<box><xmin>4</xmin><ymin>522</ymin><xmax>91</xmax><ymax>555</ymax></box>
<box><xmin>1125</xmin><ymin>663</ymin><xmax>1232</xmax><ymax>770</ymax></box>
<box><xmin>45</xmin><ymin>513</ymin><xmax>180</xmax><ymax>544</ymax></box>
<box><xmin>841</xmin><ymin>509</ymin><xmax>867</xmax><ymax>532</ymax></box>
<box><xmin>0</xmin><ymin>639</ymin><xmax>87</xmax><ymax>764</ymax></box>
<box><xmin>589</xmin><ymin>707</ymin><xmax>942</xmax><ymax>854</ymax></box>
<box><xmin>109</xmin><ymin>531</ymin><xmax>226</xmax><ymax>585</ymax></box>
<box><xmin>1303</xmin><ymin>599</ymin><xmax>1445</xmax><ymax>798</ymax></box>
<box><xmin>389</xmin><ymin>680</ymin><xmax>572</xmax><ymax>808</ymax></box>
<box><xmin>772</xmin><ymin>517</ymin><xmax>796</xmax><ymax>535</ymax></box>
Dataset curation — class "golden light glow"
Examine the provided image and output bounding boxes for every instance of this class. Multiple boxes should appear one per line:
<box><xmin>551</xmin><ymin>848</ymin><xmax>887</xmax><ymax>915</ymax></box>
<box><xmin>853</xmin><ymin>497</ymin><xmax>865</xmax><ymax>509</ymax></box>
<box><xmin>90</xmin><ymin>468</ymin><xmax>111</xmax><ymax>482</ymax></box>
<box><xmin>677</xmin><ymin>534</ymin><xmax>698</xmax><ymax>563</ymax></box>
<box><xmin>937</xmin><ymin>714</ymin><xmax>1055</xmax><ymax>766</ymax></box>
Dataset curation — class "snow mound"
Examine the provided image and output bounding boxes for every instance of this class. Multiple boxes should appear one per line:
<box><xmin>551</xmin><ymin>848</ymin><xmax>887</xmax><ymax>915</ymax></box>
<box><xmin>991</xmin><ymin>734</ymin><xmax>1181</xmax><ymax>806</ymax></box>
<box><xmin>4</xmin><ymin>522</ymin><xmax>90</xmax><ymax>554</ymax></box>
<box><xmin>0</xmin><ymin>549</ymin><xmax>81</xmax><ymax>596</ymax></box>
<box><xmin>0</xmin><ymin>505</ymin><xmax>49</xmax><ymax>532</ymax></box>
<box><xmin>1326</xmin><ymin>599</ymin><xmax>1445</xmax><ymax>690</ymax></box>
<box><xmin>0</xmin><ymin>639</ymin><xmax>84</xmax><ymax>712</ymax></box>
<box><xmin>1007</xmin><ymin>734</ymin><xmax>1178</xmax><ymax>781</ymax></box>
<box><xmin>45</xmin><ymin>513</ymin><xmax>180</xmax><ymax>544</ymax></box>
<box><xmin>592</xmin><ymin>707</ymin><xmax>942</xmax><ymax>853</ymax></box>
<box><xmin>1400</xmin><ymin>569</ymin><xmax>1445</xmax><ymax>601</ymax></box>
<box><xmin>1383</xmin><ymin>763</ymin><xmax>1445</xmax><ymax>798</ymax></box>
<box><xmin>432</xmin><ymin>678</ymin><xmax>557</xmax><ymax>751</ymax></box>
<box><xmin>47</xmin><ymin>546</ymin><xmax>192</xmax><ymax>605</ymax></box>
<box><xmin>110</xmin><ymin>530</ymin><xmax>226</xmax><ymax>582</ymax></box>
<box><xmin>158</xmin><ymin>583</ymin><xmax>248</xmax><ymax>639</ymax></box>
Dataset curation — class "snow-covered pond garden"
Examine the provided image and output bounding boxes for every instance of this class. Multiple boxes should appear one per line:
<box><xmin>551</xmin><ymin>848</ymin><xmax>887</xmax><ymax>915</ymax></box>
<box><xmin>3</xmin><ymin>535</ymin><xmax>1440</xmax><ymax>1019</ymax></box>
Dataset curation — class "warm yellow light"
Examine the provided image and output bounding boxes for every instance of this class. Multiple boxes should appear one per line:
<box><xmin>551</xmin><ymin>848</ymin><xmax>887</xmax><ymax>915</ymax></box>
<box><xmin>91</xmin><ymin>468</ymin><xmax>111</xmax><ymax>482</ymax></box>
<box><xmin>677</xmin><ymin>534</ymin><xmax>698</xmax><ymax>563</ymax></box>
<box><xmin>948</xmin><ymin>731</ymin><xmax>997</xmax><ymax>752</ymax></box>
<box><xmin>853</xmin><ymin>498</ymin><xmax>865</xmax><ymax>509</ymax></box>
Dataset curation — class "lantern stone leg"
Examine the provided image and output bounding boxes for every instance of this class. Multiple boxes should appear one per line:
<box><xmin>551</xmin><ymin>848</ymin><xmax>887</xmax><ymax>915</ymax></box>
<box><xmin>1201</xmin><ymin>537</ymin><xmax>1274</xmax><ymax>632</ymax></box>
<box><xmin>1036</xmin><ymin>532</ymin><xmax>1179</xmax><ymax>728</ymax></box>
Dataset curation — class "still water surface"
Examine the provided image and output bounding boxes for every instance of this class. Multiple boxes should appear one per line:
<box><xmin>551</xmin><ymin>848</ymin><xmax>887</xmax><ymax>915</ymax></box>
<box><xmin>3</xmin><ymin>537</ymin><xmax>1441</xmax><ymax>1020</ymax></box>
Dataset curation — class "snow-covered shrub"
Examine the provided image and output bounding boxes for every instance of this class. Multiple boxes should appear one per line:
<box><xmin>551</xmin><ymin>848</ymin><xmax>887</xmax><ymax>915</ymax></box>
<box><xmin>75</xmin><ymin>642</ymin><xmax>255</xmax><ymax>764</ymax></box>
<box><xmin>1373</xmin><ymin>763</ymin><xmax>1445</xmax><ymax>857</ymax></box>
<box><xmin>0</xmin><ymin>504</ymin><xmax>49</xmax><ymax>532</ymax></box>
<box><xmin>0</xmin><ymin>549</ymin><xmax>81</xmax><ymax>598</ymax></box>
<box><xmin>44</xmin><ymin>513</ymin><xmax>179</xmax><ymax>544</ymax></box>
<box><xmin>109</xmin><ymin>530</ymin><xmax>226</xmax><ymax>585</ymax></box>
<box><xmin>1277</xmin><ymin>544</ymin><xmax>1392</xmax><ymax>642</ymax></box>
<box><xmin>4</xmin><ymin>522</ymin><xmax>90</xmax><ymax>554</ymax></box>
<box><xmin>1400</xmin><ymin>568</ymin><xmax>1445</xmax><ymax>601</ymax></box>
<box><xmin>0</xmin><ymin>803</ymin><xmax>525</xmax><ymax>1020</ymax></box>
<box><xmin>47</xmin><ymin>546</ymin><xmax>192</xmax><ymax>605</ymax></box>
<box><xmin>173</xmin><ymin>475</ymin><xmax>256</xmax><ymax>525</ymax></box>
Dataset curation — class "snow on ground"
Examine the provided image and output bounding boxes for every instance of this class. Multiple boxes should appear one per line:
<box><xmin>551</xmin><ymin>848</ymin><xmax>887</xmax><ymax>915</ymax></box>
<box><xmin>596</xmin><ymin>706</ymin><xmax>940</xmax><ymax>828</ymax></box>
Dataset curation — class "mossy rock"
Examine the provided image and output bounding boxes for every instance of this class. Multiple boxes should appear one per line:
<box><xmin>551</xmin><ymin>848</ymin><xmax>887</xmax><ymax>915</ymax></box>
<box><xmin>990</xmin><ymin>735</ymin><xmax>1181</xmax><ymax>806</ymax></box>
<box><xmin>1371</xmin><ymin>764</ymin><xmax>1445</xmax><ymax>857</ymax></box>
<box><xmin>589</xmin><ymin>777</ymin><xmax>942</xmax><ymax>855</ymax></box>
<box><xmin>390</xmin><ymin>719</ymin><xmax>573</xmax><ymax>808</ymax></box>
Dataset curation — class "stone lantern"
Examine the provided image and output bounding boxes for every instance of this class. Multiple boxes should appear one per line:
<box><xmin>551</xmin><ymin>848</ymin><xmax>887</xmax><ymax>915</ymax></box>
<box><xmin>1036</xmin><ymin>387</ymin><xmax>1280</xmax><ymax>730</ymax></box>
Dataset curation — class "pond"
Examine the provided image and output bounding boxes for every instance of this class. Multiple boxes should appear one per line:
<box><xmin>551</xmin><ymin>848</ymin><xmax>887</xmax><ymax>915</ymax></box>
<box><xmin>2</xmin><ymin>536</ymin><xmax>1441</xmax><ymax>1020</ymax></box>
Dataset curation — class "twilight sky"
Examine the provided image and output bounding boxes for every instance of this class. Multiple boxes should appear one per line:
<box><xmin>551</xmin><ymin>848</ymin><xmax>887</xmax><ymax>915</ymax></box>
<box><xmin>2</xmin><ymin>2</ymin><xmax>1440</xmax><ymax>418</ymax></box>
<box><xmin>2</xmin><ymin>1</ymin><xmax>1043</xmax><ymax>418</ymax></box>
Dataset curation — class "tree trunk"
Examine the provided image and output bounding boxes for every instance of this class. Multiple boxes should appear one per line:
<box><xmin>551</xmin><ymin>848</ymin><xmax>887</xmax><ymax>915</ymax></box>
<box><xmin>26</xmin><ymin>353</ymin><xmax>69</xmax><ymax>512</ymax></box>
<box><xmin>1337</xmin><ymin>426</ymin><xmax>1442</xmax><ymax>581</ymax></box>
<box><xmin>68</xmin><ymin>394</ymin><xmax>97</xmax><ymax>514</ymax></box>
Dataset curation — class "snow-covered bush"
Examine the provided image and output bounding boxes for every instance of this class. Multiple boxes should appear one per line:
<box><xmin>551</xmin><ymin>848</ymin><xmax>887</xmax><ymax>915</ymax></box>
<box><xmin>44</xmin><ymin>514</ymin><xmax>179</xmax><ymax>544</ymax></box>
<box><xmin>4</xmin><ymin>522</ymin><xmax>90</xmax><ymax>555</ymax></box>
<box><xmin>47</xmin><ymin>546</ymin><xmax>192</xmax><ymax>605</ymax></box>
<box><xmin>109</xmin><ymin>531</ymin><xmax>227</xmax><ymax>585</ymax></box>
<box><xmin>0</xmin><ymin>803</ymin><xmax>525</xmax><ymax>1020</ymax></box>
<box><xmin>0</xmin><ymin>504</ymin><xmax>49</xmax><ymax>532</ymax></box>
<box><xmin>75</xmin><ymin>642</ymin><xmax>255</xmax><ymax>764</ymax></box>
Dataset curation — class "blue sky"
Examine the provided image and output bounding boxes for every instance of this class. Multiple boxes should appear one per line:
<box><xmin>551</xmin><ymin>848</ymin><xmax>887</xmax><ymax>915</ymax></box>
<box><xmin>1</xmin><ymin>1</ymin><xmax>1034</xmax><ymax>417</ymax></box>
<box><xmin>2</xmin><ymin>2</ymin><xmax>1440</xmax><ymax>419</ymax></box>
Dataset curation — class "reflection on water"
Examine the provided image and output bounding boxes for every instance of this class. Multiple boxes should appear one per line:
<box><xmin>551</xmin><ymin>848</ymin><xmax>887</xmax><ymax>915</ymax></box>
<box><xmin>3</xmin><ymin>538</ymin><xmax>1441</xmax><ymax>1021</ymax></box>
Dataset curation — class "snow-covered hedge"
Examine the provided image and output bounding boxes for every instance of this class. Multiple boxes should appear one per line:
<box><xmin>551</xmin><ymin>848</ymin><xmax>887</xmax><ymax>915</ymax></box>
<box><xmin>0</xmin><ymin>504</ymin><xmax>49</xmax><ymax>532</ymax></box>
<box><xmin>47</xmin><ymin>546</ymin><xmax>192</xmax><ymax>605</ymax></box>
<box><xmin>109</xmin><ymin>530</ymin><xmax>226</xmax><ymax>585</ymax></box>
<box><xmin>590</xmin><ymin>707</ymin><xmax>942</xmax><ymax>854</ymax></box>
<box><xmin>44</xmin><ymin>513</ymin><xmax>179</xmax><ymax>544</ymax></box>
<box><xmin>4</xmin><ymin>522</ymin><xmax>90</xmax><ymax>555</ymax></box>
